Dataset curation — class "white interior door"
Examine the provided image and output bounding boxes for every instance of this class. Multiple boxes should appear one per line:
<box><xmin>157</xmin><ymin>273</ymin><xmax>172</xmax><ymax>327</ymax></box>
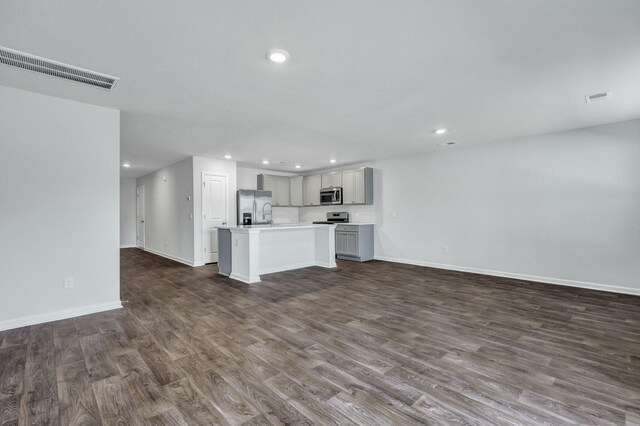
<box><xmin>202</xmin><ymin>174</ymin><xmax>227</xmax><ymax>263</ymax></box>
<box><xmin>136</xmin><ymin>186</ymin><xmax>145</xmax><ymax>248</ymax></box>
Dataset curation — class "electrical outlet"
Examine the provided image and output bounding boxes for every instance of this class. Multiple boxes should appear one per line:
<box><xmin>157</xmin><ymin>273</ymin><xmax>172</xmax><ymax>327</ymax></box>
<box><xmin>442</xmin><ymin>246</ymin><xmax>449</xmax><ymax>255</ymax></box>
<box><xmin>63</xmin><ymin>276</ymin><xmax>74</xmax><ymax>289</ymax></box>
<box><xmin>164</xmin><ymin>239</ymin><xmax>168</xmax><ymax>247</ymax></box>
<box><xmin>391</xmin><ymin>211</ymin><xmax>397</xmax><ymax>218</ymax></box>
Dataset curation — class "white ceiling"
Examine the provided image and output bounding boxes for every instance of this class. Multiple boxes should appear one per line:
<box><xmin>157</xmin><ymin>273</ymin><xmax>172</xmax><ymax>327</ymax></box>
<box><xmin>1</xmin><ymin>0</ymin><xmax>639</xmax><ymax>178</ymax></box>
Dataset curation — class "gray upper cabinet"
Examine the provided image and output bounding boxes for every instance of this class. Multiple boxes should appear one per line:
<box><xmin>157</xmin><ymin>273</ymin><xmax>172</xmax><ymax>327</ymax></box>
<box><xmin>275</xmin><ymin>176</ymin><xmax>290</xmax><ymax>206</ymax></box>
<box><xmin>321</xmin><ymin>172</ymin><xmax>342</xmax><ymax>189</ymax></box>
<box><xmin>257</xmin><ymin>174</ymin><xmax>291</xmax><ymax>206</ymax></box>
<box><xmin>342</xmin><ymin>167</ymin><xmax>373</xmax><ymax>205</ymax></box>
<box><xmin>303</xmin><ymin>174</ymin><xmax>321</xmax><ymax>206</ymax></box>
<box><xmin>258</xmin><ymin>168</ymin><xmax>372</xmax><ymax>208</ymax></box>
<box><xmin>259</xmin><ymin>174</ymin><xmax>277</xmax><ymax>196</ymax></box>
<box><xmin>290</xmin><ymin>176</ymin><xmax>303</xmax><ymax>207</ymax></box>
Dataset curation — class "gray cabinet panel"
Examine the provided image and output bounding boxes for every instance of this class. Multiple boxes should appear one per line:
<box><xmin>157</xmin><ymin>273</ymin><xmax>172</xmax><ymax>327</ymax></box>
<box><xmin>321</xmin><ymin>172</ymin><xmax>342</xmax><ymax>189</ymax></box>
<box><xmin>290</xmin><ymin>176</ymin><xmax>303</xmax><ymax>206</ymax></box>
<box><xmin>336</xmin><ymin>232</ymin><xmax>347</xmax><ymax>255</ymax></box>
<box><xmin>217</xmin><ymin>228</ymin><xmax>232</xmax><ymax>275</ymax></box>
<box><xmin>275</xmin><ymin>176</ymin><xmax>290</xmax><ymax>206</ymax></box>
<box><xmin>342</xmin><ymin>167</ymin><xmax>373</xmax><ymax>205</ymax></box>
<box><xmin>303</xmin><ymin>174</ymin><xmax>321</xmax><ymax>206</ymax></box>
<box><xmin>257</xmin><ymin>174</ymin><xmax>291</xmax><ymax>206</ymax></box>
<box><xmin>336</xmin><ymin>224</ymin><xmax>374</xmax><ymax>262</ymax></box>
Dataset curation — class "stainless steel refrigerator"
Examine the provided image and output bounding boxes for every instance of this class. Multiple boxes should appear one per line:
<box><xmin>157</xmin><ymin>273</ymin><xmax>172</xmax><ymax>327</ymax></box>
<box><xmin>237</xmin><ymin>190</ymin><xmax>272</xmax><ymax>225</ymax></box>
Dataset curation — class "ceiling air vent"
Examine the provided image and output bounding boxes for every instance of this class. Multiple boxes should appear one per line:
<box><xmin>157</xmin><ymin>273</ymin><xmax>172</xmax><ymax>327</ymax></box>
<box><xmin>437</xmin><ymin>141</ymin><xmax>457</xmax><ymax>147</ymax></box>
<box><xmin>585</xmin><ymin>91</ymin><xmax>611</xmax><ymax>104</ymax></box>
<box><xmin>0</xmin><ymin>46</ymin><xmax>119</xmax><ymax>90</ymax></box>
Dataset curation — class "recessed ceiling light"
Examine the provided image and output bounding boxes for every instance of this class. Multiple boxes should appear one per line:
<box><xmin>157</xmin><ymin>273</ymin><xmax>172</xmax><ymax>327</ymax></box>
<box><xmin>122</xmin><ymin>162</ymin><xmax>131</xmax><ymax>168</ymax></box>
<box><xmin>267</xmin><ymin>49</ymin><xmax>289</xmax><ymax>63</ymax></box>
<box><xmin>329</xmin><ymin>159</ymin><xmax>336</xmax><ymax>163</ymax></box>
<box><xmin>224</xmin><ymin>155</ymin><xmax>232</xmax><ymax>159</ymax></box>
<box><xmin>434</xmin><ymin>128</ymin><xmax>447</xmax><ymax>135</ymax></box>
<box><xmin>262</xmin><ymin>160</ymin><xmax>269</xmax><ymax>164</ymax></box>
<box><xmin>295</xmin><ymin>165</ymin><xmax>301</xmax><ymax>169</ymax></box>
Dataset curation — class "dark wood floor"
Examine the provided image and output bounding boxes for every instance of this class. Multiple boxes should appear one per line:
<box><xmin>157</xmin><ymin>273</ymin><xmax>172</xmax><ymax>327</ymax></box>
<box><xmin>1</xmin><ymin>249</ymin><xmax>639</xmax><ymax>425</ymax></box>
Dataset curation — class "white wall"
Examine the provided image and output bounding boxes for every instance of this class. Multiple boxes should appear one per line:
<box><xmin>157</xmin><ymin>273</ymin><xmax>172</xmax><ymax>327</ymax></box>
<box><xmin>193</xmin><ymin>156</ymin><xmax>238</xmax><ymax>265</ymax></box>
<box><xmin>369</xmin><ymin>119</ymin><xmax>640</xmax><ymax>294</ymax></box>
<box><xmin>0</xmin><ymin>85</ymin><xmax>121</xmax><ymax>331</ymax></box>
<box><xmin>237</xmin><ymin>166</ymin><xmax>299</xmax><ymax>224</ymax></box>
<box><xmin>137</xmin><ymin>157</ymin><xmax>195</xmax><ymax>265</ymax></box>
<box><xmin>135</xmin><ymin>155</ymin><xmax>238</xmax><ymax>266</ymax></box>
<box><xmin>120</xmin><ymin>178</ymin><xmax>137</xmax><ymax>248</ymax></box>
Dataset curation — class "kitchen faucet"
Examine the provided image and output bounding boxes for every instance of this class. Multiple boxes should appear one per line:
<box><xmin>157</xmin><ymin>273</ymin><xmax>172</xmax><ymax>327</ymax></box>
<box><xmin>262</xmin><ymin>202</ymin><xmax>272</xmax><ymax>223</ymax></box>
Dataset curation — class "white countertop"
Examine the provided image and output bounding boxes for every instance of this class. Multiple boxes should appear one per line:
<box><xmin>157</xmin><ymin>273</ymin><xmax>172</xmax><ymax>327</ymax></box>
<box><xmin>216</xmin><ymin>223</ymin><xmax>336</xmax><ymax>231</ymax></box>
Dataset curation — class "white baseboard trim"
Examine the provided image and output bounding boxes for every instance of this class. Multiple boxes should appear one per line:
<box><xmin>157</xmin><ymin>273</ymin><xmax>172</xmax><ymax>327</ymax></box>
<box><xmin>144</xmin><ymin>247</ymin><xmax>197</xmax><ymax>267</ymax></box>
<box><xmin>0</xmin><ymin>301</ymin><xmax>123</xmax><ymax>332</ymax></box>
<box><xmin>374</xmin><ymin>256</ymin><xmax>640</xmax><ymax>296</ymax></box>
<box><xmin>120</xmin><ymin>244</ymin><xmax>137</xmax><ymax>249</ymax></box>
<box><xmin>229</xmin><ymin>261</ymin><xmax>337</xmax><ymax>284</ymax></box>
<box><xmin>316</xmin><ymin>261</ymin><xmax>338</xmax><ymax>269</ymax></box>
<box><xmin>230</xmin><ymin>272</ymin><xmax>259</xmax><ymax>284</ymax></box>
<box><xmin>260</xmin><ymin>261</ymin><xmax>317</xmax><ymax>275</ymax></box>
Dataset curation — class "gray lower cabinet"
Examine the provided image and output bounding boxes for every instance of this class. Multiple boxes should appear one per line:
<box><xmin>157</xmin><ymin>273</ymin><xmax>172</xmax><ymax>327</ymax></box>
<box><xmin>217</xmin><ymin>228</ymin><xmax>232</xmax><ymax>275</ymax></box>
<box><xmin>335</xmin><ymin>224</ymin><xmax>374</xmax><ymax>262</ymax></box>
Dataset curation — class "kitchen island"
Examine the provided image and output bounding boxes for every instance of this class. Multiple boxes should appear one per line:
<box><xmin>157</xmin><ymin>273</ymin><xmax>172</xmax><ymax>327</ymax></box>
<box><xmin>216</xmin><ymin>224</ymin><xmax>336</xmax><ymax>283</ymax></box>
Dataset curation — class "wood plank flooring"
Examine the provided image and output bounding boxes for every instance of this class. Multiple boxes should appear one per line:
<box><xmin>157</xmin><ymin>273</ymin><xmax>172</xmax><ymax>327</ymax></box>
<box><xmin>1</xmin><ymin>248</ymin><xmax>639</xmax><ymax>425</ymax></box>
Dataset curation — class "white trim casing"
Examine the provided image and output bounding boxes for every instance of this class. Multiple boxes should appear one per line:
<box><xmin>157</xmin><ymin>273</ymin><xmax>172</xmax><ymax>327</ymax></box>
<box><xmin>201</xmin><ymin>171</ymin><xmax>230</xmax><ymax>265</ymax></box>
<box><xmin>374</xmin><ymin>256</ymin><xmax>640</xmax><ymax>296</ymax></box>
<box><xmin>0</xmin><ymin>301</ymin><xmax>122</xmax><ymax>332</ymax></box>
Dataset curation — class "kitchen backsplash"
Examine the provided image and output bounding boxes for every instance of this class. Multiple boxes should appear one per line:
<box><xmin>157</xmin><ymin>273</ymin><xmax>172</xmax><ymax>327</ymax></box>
<box><xmin>271</xmin><ymin>207</ymin><xmax>300</xmax><ymax>224</ymax></box>
<box><xmin>270</xmin><ymin>204</ymin><xmax>375</xmax><ymax>224</ymax></box>
<box><xmin>298</xmin><ymin>204</ymin><xmax>375</xmax><ymax>224</ymax></box>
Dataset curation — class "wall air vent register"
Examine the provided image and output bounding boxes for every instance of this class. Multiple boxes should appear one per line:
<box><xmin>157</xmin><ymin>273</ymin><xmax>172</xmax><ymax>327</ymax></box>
<box><xmin>585</xmin><ymin>92</ymin><xmax>611</xmax><ymax>104</ymax></box>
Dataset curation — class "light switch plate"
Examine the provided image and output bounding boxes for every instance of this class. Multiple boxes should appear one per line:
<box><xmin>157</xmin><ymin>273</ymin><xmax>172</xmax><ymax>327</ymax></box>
<box><xmin>63</xmin><ymin>276</ymin><xmax>74</xmax><ymax>289</ymax></box>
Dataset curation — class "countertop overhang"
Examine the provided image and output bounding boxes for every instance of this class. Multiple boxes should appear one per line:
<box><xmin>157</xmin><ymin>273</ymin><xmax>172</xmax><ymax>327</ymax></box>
<box><xmin>215</xmin><ymin>223</ymin><xmax>336</xmax><ymax>233</ymax></box>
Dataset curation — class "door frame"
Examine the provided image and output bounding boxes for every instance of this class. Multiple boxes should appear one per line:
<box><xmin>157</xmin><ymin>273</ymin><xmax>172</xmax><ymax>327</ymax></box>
<box><xmin>201</xmin><ymin>171</ymin><xmax>229</xmax><ymax>264</ymax></box>
<box><xmin>136</xmin><ymin>185</ymin><xmax>145</xmax><ymax>249</ymax></box>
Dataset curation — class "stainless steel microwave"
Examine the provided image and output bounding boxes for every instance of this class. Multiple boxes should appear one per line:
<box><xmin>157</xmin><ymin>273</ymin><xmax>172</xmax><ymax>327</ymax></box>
<box><xmin>320</xmin><ymin>187</ymin><xmax>343</xmax><ymax>205</ymax></box>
